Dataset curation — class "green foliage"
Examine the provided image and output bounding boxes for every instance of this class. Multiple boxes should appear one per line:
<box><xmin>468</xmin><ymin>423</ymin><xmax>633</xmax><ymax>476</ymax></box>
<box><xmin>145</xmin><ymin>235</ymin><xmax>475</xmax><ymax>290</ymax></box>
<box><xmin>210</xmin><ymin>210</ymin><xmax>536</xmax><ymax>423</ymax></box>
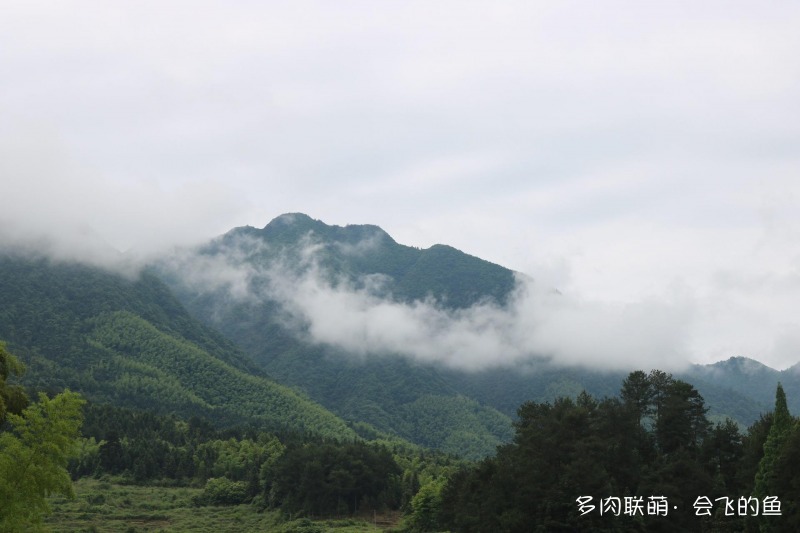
<box><xmin>46</xmin><ymin>478</ymin><xmax>288</xmax><ymax>532</ymax></box>
<box><xmin>266</xmin><ymin>441</ymin><xmax>401</xmax><ymax>517</ymax></box>
<box><xmin>88</xmin><ymin>311</ymin><xmax>355</xmax><ymax>439</ymax></box>
<box><xmin>193</xmin><ymin>477</ymin><xmax>249</xmax><ymax>506</ymax></box>
<box><xmin>406</xmin><ymin>478</ymin><xmax>445</xmax><ymax>532</ymax></box>
<box><xmin>0</xmin><ymin>255</ymin><xmax>355</xmax><ymax>441</ymax></box>
<box><xmin>773</xmin><ymin>422</ymin><xmax>800</xmax><ymax>530</ymax></box>
<box><xmin>399</xmin><ymin>394</ymin><xmax>513</xmax><ymax>460</ymax></box>
<box><xmin>753</xmin><ymin>383</ymin><xmax>795</xmax><ymax>531</ymax></box>
<box><xmin>755</xmin><ymin>384</ymin><xmax>793</xmax><ymax>499</ymax></box>
<box><xmin>0</xmin><ymin>340</ymin><xmax>28</xmax><ymax>424</ymax></box>
<box><xmin>0</xmin><ymin>390</ymin><xmax>85</xmax><ymax>531</ymax></box>
<box><xmin>438</xmin><ymin>372</ymin><xmax>750</xmax><ymax>532</ymax></box>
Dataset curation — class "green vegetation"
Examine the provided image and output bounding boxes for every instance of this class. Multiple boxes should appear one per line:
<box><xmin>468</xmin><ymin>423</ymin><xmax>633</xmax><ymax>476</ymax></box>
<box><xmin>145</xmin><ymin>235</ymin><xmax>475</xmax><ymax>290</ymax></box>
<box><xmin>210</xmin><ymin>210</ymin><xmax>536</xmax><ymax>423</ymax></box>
<box><xmin>88</xmin><ymin>310</ymin><xmax>354</xmax><ymax>438</ymax></box>
<box><xmin>51</xmin><ymin>400</ymin><xmax>452</xmax><ymax>529</ymax></box>
<box><xmin>0</xmin><ymin>344</ymin><xmax>85</xmax><ymax>531</ymax></box>
<box><xmin>47</xmin><ymin>479</ymin><xmax>394</xmax><ymax>532</ymax></box>
<box><xmin>46</xmin><ymin>478</ymin><xmax>282</xmax><ymax>532</ymax></box>
<box><xmin>5</xmin><ymin>216</ymin><xmax>800</xmax><ymax>529</ymax></box>
<box><xmin>429</xmin><ymin>373</ymin><xmax>800</xmax><ymax>532</ymax></box>
<box><xmin>0</xmin><ymin>341</ymin><xmax>28</xmax><ymax>423</ymax></box>
<box><xmin>158</xmin><ymin>215</ymin><xmax>519</xmax><ymax>457</ymax></box>
<box><xmin>0</xmin><ymin>254</ymin><xmax>355</xmax><ymax>440</ymax></box>
<box><xmin>158</xmin><ymin>213</ymin><xmax>777</xmax><ymax>462</ymax></box>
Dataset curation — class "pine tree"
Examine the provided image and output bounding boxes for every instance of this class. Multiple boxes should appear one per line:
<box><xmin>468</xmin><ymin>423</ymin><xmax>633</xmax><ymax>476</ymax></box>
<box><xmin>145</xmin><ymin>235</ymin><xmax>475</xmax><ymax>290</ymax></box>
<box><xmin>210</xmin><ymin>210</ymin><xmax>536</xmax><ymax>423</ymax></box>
<box><xmin>754</xmin><ymin>383</ymin><xmax>792</xmax><ymax>532</ymax></box>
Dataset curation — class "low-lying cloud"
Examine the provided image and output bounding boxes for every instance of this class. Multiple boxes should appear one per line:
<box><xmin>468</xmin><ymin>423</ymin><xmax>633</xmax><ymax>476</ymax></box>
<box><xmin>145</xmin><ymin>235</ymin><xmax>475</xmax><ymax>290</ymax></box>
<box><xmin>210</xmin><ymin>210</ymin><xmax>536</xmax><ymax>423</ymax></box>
<box><xmin>277</xmin><ymin>268</ymin><xmax>691</xmax><ymax>372</ymax></box>
<box><xmin>164</xmin><ymin>236</ymin><xmax>693</xmax><ymax>373</ymax></box>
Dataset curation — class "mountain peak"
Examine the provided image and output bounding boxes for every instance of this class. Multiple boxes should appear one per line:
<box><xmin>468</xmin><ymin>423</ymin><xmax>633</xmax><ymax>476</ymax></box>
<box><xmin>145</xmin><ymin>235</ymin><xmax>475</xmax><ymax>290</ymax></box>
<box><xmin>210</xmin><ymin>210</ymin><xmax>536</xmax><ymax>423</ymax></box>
<box><xmin>706</xmin><ymin>356</ymin><xmax>777</xmax><ymax>375</ymax></box>
<box><xmin>265</xmin><ymin>212</ymin><xmax>315</xmax><ymax>228</ymax></box>
<box><xmin>260</xmin><ymin>213</ymin><xmax>394</xmax><ymax>245</ymax></box>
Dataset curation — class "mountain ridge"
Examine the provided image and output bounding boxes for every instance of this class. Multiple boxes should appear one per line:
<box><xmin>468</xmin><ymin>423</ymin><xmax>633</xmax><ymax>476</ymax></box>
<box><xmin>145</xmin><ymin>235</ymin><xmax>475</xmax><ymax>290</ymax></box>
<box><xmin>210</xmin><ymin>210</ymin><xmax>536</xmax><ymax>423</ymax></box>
<box><xmin>3</xmin><ymin>212</ymin><xmax>797</xmax><ymax>460</ymax></box>
<box><xmin>155</xmin><ymin>212</ymin><xmax>799</xmax><ymax>452</ymax></box>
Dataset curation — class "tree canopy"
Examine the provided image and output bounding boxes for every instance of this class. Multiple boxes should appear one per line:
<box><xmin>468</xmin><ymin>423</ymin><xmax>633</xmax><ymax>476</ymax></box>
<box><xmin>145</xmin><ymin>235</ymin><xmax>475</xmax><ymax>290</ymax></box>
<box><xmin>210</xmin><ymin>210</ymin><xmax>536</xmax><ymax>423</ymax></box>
<box><xmin>0</xmin><ymin>343</ymin><xmax>85</xmax><ymax>531</ymax></box>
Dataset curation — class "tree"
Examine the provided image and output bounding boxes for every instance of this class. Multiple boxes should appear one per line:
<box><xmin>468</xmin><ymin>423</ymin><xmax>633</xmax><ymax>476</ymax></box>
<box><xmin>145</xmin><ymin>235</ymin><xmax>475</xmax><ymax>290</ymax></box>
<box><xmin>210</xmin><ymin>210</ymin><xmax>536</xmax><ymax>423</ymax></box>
<box><xmin>0</xmin><ymin>390</ymin><xmax>85</xmax><ymax>531</ymax></box>
<box><xmin>654</xmin><ymin>380</ymin><xmax>709</xmax><ymax>455</ymax></box>
<box><xmin>754</xmin><ymin>383</ymin><xmax>793</xmax><ymax>532</ymax></box>
<box><xmin>407</xmin><ymin>478</ymin><xmax>445</xmax><ymax>532</ymax></box>
<box><xmin>755</xmin><ymin>383</ymin><xmax>792</xmax><ymax>499</ymax></box>
<box><xmin>620</xmin><ymin>370</ymin><xmax>654</xmax><ymax>427</ymax></box>
<box><xmin>0</xmin><ymin>341</ymin><xmax>28</xmax><ymax>424</ymax></box>
<box><xmin>702</xmin><ymin>418</ymin><xmax>744</xmax><ymax>495</ymax></box>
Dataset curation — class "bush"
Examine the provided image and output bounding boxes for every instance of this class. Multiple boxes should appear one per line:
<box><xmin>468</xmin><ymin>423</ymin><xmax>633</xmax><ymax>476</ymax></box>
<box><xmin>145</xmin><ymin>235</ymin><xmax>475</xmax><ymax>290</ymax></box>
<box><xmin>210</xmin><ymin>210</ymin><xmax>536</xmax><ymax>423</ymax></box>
<box><xmin>192</xmin><ymin>477</ymin><xmax>248</xmax><ymax>506</ymax></box>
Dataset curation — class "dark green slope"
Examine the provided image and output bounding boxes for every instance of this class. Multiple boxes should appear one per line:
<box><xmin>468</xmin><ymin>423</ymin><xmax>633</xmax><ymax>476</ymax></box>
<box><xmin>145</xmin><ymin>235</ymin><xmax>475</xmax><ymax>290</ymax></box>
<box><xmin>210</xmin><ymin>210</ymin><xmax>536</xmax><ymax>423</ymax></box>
<box><xmin>684</xmin><ymin>356</ymin><xmax>800</xmax><ymax>418</ymax></box>
<box><xmin>0</xmin><ymin>253</ymin><xmax>355</xmax><ymax>439</ymax></box>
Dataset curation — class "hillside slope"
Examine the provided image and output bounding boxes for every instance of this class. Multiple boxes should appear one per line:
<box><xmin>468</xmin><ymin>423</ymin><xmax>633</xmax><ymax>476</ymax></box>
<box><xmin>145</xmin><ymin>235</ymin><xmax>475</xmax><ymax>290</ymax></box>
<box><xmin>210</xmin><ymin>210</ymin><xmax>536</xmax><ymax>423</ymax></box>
<box><xmin>0</xmin><ymin>253</ymin><xmax>356</xmax><ymax>440</ymax></box>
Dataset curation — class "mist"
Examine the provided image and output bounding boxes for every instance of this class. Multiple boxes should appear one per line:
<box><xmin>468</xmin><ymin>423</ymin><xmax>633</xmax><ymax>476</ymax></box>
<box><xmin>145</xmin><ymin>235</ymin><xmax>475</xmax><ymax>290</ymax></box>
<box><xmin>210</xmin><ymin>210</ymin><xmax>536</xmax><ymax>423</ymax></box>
<box><xmin>0</xmin><ymin>129</ymin><xmax>246</xmax><ymax>270</ymax></box>
<box><xmin>277</xmin><ymin>268</ymin><xmax>692</xmax><ymax>372</ymax></box>
<box><xmin>160</xmin><ymin>234</ymin><xmax>694</xmax><ymax>373</ymax></box>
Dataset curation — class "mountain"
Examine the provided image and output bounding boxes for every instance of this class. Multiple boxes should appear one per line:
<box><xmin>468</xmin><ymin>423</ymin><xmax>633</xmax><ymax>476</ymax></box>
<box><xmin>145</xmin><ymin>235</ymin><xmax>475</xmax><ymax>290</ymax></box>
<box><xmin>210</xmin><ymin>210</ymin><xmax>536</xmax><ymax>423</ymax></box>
<box><xmin>154</xmin><ymin>213</ymin><xmax>518</xmax><ymax>458</ymax></box>
<box><xmin>0</xmin><ymin>253</ymin><xmax>356</xmax><ymax>440</ymax></box>
<box><xmin>682</xmin><ymin>356</ymin><xmax>800</xmax><ymax>420</ymax></box>
<box><xmin>155</xmin><ymin>213</ymin><xmax>793</xmax><ymax>457</ymax></box>
<box><xmin>3</xmin><ymin>213</ymin><xmax>793</xmax><ymax>461</ymax></box>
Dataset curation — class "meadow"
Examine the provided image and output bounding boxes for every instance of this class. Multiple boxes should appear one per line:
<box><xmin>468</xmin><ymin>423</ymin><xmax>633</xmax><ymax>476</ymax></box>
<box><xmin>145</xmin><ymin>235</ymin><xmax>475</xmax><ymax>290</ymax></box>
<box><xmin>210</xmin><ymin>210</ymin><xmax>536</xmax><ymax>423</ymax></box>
<box><xmin>46</xmin><ymin>478</ymin><xmax>398</xmax><ymax>533</ymax></box>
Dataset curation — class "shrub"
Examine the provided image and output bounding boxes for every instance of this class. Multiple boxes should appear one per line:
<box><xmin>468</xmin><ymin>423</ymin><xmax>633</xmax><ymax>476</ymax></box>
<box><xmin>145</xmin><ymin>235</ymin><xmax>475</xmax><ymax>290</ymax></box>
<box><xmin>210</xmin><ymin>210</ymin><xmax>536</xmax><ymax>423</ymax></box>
<box><xmin>192</xmin><ymin>477</ymin><xmax>248</xmax><ymax>506</ymax></box>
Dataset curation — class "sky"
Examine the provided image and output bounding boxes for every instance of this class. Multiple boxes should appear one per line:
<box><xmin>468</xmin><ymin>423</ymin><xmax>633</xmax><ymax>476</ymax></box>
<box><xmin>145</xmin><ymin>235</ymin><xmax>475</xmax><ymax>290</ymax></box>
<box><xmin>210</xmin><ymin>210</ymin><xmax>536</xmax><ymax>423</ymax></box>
<box><xmin>2</xmin><ymin>1</ymin><xmax>800</xmax><ymax>369</ymax></box>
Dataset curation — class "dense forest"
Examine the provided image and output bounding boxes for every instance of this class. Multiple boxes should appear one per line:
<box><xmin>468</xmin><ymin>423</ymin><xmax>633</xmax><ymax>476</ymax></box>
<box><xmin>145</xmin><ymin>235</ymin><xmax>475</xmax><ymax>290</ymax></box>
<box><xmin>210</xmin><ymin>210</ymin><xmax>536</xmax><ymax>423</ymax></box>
<box><xmin>438</xmin><ymin>372</ymin><xmax>799</xmax><ymax>532</ymax></box>
<box><xmin>4</xmin><ymin>332</ymin><xmax>800</xmax><ymax>531</ymax></box>
<box><xmin>1</xmin><ymin>340</ymin><xmax>462</xmax><ymax>530</ymax></box>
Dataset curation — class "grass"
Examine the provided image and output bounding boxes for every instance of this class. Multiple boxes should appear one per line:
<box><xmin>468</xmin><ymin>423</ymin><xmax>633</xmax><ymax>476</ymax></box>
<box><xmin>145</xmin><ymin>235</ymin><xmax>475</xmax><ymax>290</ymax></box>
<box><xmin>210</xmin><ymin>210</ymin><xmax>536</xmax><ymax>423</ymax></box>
<box><xmin>46</xmin><ymin>478</ymin><xmax>395</xmax><ymax>533</ymax></box>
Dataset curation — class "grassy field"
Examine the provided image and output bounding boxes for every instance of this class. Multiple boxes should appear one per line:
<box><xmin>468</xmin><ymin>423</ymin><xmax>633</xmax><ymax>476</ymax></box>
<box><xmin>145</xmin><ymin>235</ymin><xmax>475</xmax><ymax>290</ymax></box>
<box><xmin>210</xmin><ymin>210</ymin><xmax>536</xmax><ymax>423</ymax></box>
<box><xmin>46</xmin><ymin>479</ymin><xmax>399</xmax><ymax>533</ymax></box>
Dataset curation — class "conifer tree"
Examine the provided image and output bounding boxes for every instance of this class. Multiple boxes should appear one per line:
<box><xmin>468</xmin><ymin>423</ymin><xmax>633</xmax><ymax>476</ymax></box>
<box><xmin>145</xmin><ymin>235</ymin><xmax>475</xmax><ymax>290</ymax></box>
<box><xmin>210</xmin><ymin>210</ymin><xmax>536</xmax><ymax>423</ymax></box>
<box><xmin>755</xmin><ymin>383</ymin><xmax>792</xmax><ymax>499</ymax></box>
<box><xmin>754</xmin><ymin>383</ymin><xmax>792</xmax><ymax>532</ymax></box>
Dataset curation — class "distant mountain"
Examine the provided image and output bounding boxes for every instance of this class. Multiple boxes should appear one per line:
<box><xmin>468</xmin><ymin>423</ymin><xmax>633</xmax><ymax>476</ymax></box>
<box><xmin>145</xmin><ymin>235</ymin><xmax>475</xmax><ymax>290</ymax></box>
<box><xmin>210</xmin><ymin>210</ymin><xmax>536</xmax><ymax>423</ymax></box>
<box><xmin>0</xmin><ymin>253</ymin><xmax>356</xmax><ymax>440</ymax></box>
<box><xmin>683</xmin><ymin>356</ymin><xmax>800</xmax><ymax>420</ymax></box>
<box><xmin>439</xmin><ymin>360</ymin><xmax>774</xmax><ymax>427</ymax></box>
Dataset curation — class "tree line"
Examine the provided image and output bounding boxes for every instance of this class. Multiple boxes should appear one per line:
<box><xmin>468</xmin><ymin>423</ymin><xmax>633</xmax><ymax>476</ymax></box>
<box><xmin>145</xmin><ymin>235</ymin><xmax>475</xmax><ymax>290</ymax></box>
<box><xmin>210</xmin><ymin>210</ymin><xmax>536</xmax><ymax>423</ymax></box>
<box><xmin>433</xmin><ymin>370</ymin><xmax>799</xmax><ymax>532</ymax></box>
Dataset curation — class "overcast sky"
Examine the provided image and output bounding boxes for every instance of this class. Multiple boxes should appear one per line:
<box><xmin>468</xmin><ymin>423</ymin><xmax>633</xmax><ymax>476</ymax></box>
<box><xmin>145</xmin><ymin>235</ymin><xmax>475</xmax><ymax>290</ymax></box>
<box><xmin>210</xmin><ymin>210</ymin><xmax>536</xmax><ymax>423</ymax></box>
<box><xmin>2</xmin><ymin>1</ymin><xmax>800</xmax><ymax>369</ymax></box>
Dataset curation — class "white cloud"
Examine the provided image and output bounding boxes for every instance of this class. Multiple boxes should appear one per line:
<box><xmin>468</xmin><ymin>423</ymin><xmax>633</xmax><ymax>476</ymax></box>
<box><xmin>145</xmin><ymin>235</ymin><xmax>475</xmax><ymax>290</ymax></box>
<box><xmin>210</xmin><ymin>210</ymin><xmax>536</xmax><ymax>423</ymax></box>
<box><xmin>171</xmin><ymin>236</ymin><xmax>693</xmax><ymax>372</ymax></box>
<box><xmin>0</xmin><ymin>127</ymin><xmax>246</xmax><ymax>266</ymax></box>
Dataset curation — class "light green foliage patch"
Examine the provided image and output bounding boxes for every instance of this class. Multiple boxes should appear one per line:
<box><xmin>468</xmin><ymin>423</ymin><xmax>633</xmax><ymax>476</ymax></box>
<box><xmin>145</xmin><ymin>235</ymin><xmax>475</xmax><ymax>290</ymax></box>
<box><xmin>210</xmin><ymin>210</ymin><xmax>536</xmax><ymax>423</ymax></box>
<box><xmin>0</xmin><ymin>391</ymin><xmax>85</xmax><ymax>532</ymax></box>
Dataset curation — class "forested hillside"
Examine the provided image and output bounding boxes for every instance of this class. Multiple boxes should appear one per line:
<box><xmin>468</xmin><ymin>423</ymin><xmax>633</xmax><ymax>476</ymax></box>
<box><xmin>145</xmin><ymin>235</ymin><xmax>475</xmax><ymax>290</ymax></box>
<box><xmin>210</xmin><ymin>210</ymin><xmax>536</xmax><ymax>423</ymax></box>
<box><xmin>0</xmin><ymin>253</ymin><xmax>355</xmax><ymax>439</ymax></box>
